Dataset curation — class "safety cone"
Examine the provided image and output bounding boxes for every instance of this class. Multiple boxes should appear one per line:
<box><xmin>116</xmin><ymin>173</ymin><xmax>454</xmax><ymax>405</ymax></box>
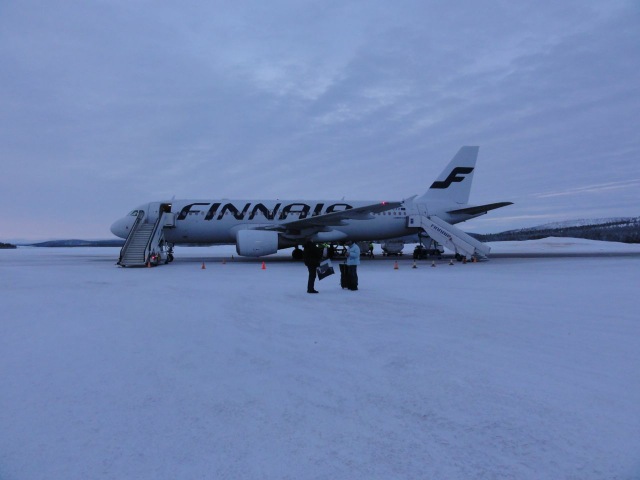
<box><xmin>147</xmin><ymin>261</ymin><xmax>151</xmax><ymax>268</ymax></box>
<box><xmin>431</xmin><ymin>261</ymin><xmax>436</xmax><ymax>267</ymax></box>
<box><xmin>201</xmin><ymin>262</ymin><xmax>206</xmax><ymax>269</ymax></box>
<box><xmin>449</xmin><ymin>259</ymin><xmax>454</xmax><ymax>266</ymax></box>
<box><xmin>412</xmin><ymin>260</ymin><xmax>417</xmax><ymax>269</ymax></box>
<box><xmin>463</xmin><ymin>257</ymin><xmax>467</xmax><ymax>264</ymax></box>
<box><xmin>472</xmin><ymin>256</ymin><xmax>477</xmax><ymax>263</ymax></box>
<box><xmin>261</xmin><ymin>261</ymin><xmax>266</xmax><ymax>270</ymax></box>
<box><xmin>394</xmin><ymin>260</ymin><xmax>399</xmax><ymax>270</ymax></box>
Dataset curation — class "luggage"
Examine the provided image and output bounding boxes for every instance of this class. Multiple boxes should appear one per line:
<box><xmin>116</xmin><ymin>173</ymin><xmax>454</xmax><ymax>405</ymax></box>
<box><xmin>339</xmin><ymin>263</ymin><xmax>349</xmax><ymax>289</ymax></box>
<box><xmin>316</xmin><ymin>259</ymin><xmax>335</xmax><ymax>280</ymax></box>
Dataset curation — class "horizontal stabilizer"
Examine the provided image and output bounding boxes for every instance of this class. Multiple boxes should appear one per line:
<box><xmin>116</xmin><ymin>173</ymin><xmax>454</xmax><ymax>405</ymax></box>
<box><xmin>448</xmin><ymin>202</ymin><xmax>513</xmax><ymax>216</ymax></box>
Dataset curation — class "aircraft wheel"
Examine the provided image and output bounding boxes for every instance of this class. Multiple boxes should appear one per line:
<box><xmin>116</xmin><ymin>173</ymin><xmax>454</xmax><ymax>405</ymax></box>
<box><xmin>167</xmin><ymin>253</ymin><xmax>174</xmax><ymax>263</ymax></box>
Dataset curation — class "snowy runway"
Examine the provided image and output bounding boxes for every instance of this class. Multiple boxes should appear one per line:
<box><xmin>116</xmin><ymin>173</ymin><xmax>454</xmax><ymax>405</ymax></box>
<box><xmin>1</xmin><ymin>240</ymin><xmax>639</xmax><ymax>479</ymax></box>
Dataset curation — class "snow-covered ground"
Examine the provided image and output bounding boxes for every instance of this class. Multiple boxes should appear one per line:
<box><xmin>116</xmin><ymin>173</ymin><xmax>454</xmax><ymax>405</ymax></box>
<box><xmin>1</xmin><ymin>238</ymin><xmax>639</xmax><ymax>479</ymax></box>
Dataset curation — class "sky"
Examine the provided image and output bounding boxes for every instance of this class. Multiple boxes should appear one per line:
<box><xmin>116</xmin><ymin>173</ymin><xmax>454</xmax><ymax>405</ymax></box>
<box><xmin>1</xmin><ymin>0</ymin><xmax>639</xmax><ymax>241</ymax></box>
<box><xmin>1</xmin><ymin>241</ymin><xmax>640</xmax><ymax>478</ymax></box>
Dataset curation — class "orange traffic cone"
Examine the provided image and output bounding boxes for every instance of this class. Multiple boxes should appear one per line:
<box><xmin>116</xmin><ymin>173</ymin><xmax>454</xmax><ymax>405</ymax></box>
<box><xmin>201</xmin><ymin>262</ymin><xmax>206</xmax><ymax>269</ymax></box>
<box><xmin>261</xmin><ymin>261</ymin><xmax>266</xmax><ymax>270</ymax></box>
<box><xmin>449</xmin><ymin>259</ymin><xmax>454</xmax><ymax>266</ymax></box>
<box><xmin>412</xmin><ymin>260</ymin><xmax>417</xmax><ymax>269</ymax></box>
<box><xmin>394</xmin><ymin>260</ymin><xmax>399</xmax><ymax>270</ymax></box>
<box><xmin>431</xmin><ymin>261</ymin><xmax>436</xmax><ymax>267</ymax></box>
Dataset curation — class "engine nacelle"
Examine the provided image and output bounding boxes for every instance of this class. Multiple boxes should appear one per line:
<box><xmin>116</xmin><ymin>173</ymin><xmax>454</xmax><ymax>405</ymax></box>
<box><xmin>235</xmin><ymin>230</ymin><xmax>279</xmax><ymax>257</ymax></box>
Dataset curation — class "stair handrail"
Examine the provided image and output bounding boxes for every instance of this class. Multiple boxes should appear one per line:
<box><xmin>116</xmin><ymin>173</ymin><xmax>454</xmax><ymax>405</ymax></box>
<box><xmin>118</xmin><ymin>210</ymin><xmax>145</xmax><ymax>265</ymax></box>
<box><xmin>143</xmin><ymin>212</ymin><xmax>167</xmax><ymax>264</ymax></box>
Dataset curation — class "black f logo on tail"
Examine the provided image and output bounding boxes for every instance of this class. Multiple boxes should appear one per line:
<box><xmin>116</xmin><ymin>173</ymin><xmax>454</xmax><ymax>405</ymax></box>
<box><xmin>430</xmin><ymin>167</ymin><xmax>474</xmax><ymax>189</ymax></box>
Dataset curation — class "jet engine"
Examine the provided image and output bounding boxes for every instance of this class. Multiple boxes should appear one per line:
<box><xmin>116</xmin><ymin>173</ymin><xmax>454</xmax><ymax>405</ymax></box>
<box><xmin>236</xmin><ymin>230</ymin><xmax>279</xmax><ymax>257</ymax></box>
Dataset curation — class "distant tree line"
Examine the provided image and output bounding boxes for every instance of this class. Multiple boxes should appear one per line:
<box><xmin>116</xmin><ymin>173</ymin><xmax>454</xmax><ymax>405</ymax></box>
<box><xmin>472</xmin><ymin>217</ymin><xmax>640</xmax><ymax>244</ymax></box>
<box><xmin>0</xmin><ymin>242</ymin><xmax>17</xmax><ymax>249</ymax></box>
<box><xmin>29</xmin><ymin>239</ymin><xmax>125</xmax><ymax>247</ymax></box>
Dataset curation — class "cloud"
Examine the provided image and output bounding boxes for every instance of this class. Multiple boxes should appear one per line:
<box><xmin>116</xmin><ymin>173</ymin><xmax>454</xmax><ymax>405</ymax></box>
<box><xmin>1</xmin><ymin>1</ymin><xmax>639</xmax><ymax>239</ymax></box>
<box><xmin>534</xmin><ymin>179</ymin><xmax>640</xmax><ymax>198</ymax></box>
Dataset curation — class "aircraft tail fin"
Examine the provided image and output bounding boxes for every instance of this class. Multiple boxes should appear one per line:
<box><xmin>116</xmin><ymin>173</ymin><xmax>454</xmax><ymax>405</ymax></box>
<box><xmin>418</xmin><ymin>146</ymin><xmax>479</xmax><ymax>205</ymax></box>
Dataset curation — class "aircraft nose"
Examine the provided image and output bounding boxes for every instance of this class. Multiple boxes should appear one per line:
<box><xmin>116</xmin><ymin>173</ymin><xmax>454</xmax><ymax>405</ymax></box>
<box><xmin>110</xmin><ymin>217</ymin><xmax>130</xmax><ymax>239</ymax></box>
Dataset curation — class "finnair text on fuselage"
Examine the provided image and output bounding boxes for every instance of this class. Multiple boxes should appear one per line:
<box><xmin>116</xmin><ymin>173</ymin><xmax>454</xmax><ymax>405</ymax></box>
<box><xmin>177</xmin><ymin>201</ymin><xmax>355</xmax><ymax>221</ymax></box>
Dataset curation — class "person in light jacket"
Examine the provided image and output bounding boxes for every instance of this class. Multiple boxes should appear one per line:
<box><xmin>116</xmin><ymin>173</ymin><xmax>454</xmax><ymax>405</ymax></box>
<box><xmin>345</xmin><ymin>240</ymin><xmax>360</xmax><ymax>291</ymax></box>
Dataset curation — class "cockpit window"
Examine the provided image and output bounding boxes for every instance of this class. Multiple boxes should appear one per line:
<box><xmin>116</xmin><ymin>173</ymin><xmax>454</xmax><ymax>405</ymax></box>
<box><xmin>128</xmin><ymin>210</ymin><xmax>140</xmax><ymax>216</ymax></box>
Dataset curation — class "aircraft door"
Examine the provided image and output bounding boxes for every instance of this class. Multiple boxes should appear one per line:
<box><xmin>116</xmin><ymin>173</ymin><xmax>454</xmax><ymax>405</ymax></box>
<box><xmin>146</xmin><ymin>202</ymin><xmax>172</xmax><ymax>223</ymax></box>
<box><xmin>407</xmin><ymin>201</ymin><xmax>428</xmax><ymax>228</ymax></box>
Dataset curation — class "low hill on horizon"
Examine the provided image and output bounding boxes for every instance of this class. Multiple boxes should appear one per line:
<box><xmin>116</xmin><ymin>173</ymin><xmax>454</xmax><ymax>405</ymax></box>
<box><xmin>26</xmin><ymin>239</ymin><xmax>125</xmax><ymax>248</ymax></box>
<box><xmin>475</xmin><ymin>216</ymin><xmax>640</xmax><ymax>244</ymax></box>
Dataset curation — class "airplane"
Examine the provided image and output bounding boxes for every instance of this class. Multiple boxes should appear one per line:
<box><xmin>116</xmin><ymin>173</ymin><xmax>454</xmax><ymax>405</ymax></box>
<box><xmin>110</xmin><ymin>146</ymin><xmax>512</xmax><ymax>266</ymax></box>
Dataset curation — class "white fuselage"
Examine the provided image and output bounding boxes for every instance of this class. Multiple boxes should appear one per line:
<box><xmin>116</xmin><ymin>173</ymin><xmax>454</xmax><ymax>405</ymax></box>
<box><xmin>110</xmin><ymin>198</ymin><xmax>472</xmax><ymax>246</ymax></box>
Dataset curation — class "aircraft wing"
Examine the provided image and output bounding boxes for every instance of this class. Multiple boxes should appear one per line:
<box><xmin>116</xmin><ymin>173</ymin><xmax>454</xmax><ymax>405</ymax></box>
<box><xmin>263</xmin><ymin>201</ymin><xmax>403</xmax><ymax>232</ymax></box>
<box><xmin>447</xmin><ymin>202</ymin><xmax>513</xmax><ymax>216</ymax></box>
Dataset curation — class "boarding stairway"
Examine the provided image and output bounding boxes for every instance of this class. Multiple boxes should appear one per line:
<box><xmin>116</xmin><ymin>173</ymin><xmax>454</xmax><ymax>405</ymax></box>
<box><xmin>117</xmin><ymin>210</ymin><xmax>167</xmax><ymax>267</ymax></box>
<box><xmin>409</xmin><ymin>214</ymin><xmax>491</xmax><ymax>260</ymax></box>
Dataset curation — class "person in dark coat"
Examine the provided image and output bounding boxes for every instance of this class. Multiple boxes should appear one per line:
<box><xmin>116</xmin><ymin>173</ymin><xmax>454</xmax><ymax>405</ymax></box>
<box><xmin>303</xmin><ymin>241</ymin><xmax>323</xmax><ymax>293</ymax></box>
